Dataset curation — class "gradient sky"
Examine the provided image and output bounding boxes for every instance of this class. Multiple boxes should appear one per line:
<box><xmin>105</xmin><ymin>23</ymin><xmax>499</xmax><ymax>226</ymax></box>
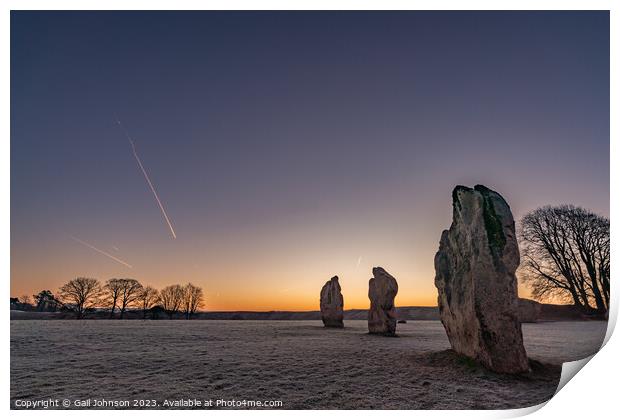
<box><xmin>11</xmin><ymin>11</ymin><xmax>609</xmax><ymax>310</ymax></box>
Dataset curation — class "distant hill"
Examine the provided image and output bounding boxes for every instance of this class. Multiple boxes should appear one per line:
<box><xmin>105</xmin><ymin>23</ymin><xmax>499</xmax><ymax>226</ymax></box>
<box><xmin>195</xmin><ymin>306</ymin><xmax>439</xmax><ymax>321</ymax></box>
<box><xmin>11</xmin><ymin>303</ymin><xmax>598</xmax><ymax>322</ymax></box>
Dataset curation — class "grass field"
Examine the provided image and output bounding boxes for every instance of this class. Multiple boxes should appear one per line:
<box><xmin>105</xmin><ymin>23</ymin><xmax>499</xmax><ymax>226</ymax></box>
<box><xmin>10</xmin><ymin>320</ymin><xmax>607</xmax><ymax>409</ymax></box>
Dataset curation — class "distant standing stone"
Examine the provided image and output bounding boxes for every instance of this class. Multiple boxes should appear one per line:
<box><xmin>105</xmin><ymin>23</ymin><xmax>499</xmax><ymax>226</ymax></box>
<box><xmin>368</xmin><ymin>267</ymin><xmax>398</xmax><ymax>336</ymax></box>
<box><xmin>434</xmin><ymin>185</ymin><xmax>529</xmax><ymax>374</ymax></box>
<box><xmin>320</xmin><ymin>276</ymin><xmax>344</xmax><ymax>328</ymax></box>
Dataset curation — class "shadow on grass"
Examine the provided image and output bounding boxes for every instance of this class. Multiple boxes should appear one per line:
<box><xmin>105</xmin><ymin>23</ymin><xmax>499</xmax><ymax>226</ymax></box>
<box><xmin>419</xmin><ymin>349</ymin><xmax>561</xmax><ymax>380</ymax></box>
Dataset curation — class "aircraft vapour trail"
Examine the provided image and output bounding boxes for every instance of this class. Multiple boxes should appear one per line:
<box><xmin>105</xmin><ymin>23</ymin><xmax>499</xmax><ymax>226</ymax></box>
<box><xmin>70</xmin><ymin>236</ymin><xmax>133</xmax><ymax>268</ymax></box>
<box><xmin>115</xmin><ymin>117</ymin><xmax>177</xmax><ymax>239</ymax></box>
<box><xmin>356</xmin><ymin>256</ymin><xmax>362</xmax><ymax>269</ymax></box>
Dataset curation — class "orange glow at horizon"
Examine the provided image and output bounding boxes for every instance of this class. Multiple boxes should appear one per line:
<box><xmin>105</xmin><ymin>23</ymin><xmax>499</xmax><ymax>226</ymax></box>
<box><xmin>11</xmin><ymin>266</ymin><xmax>546</xmax><ymax>312</ymax></box>
<box><xmin>10</xmin><ymin>193</ymin><xmax>557</xmax><ymax>312</ymax></box>
<box><xmin>9</xmin><ymin>273</ymin><xmax>441</xmax><ymax>311</ymax></box>
<box><xmin>10</xmin><ymin>280</ymin><xmax>548</xmax><ymax>311</ymax></box>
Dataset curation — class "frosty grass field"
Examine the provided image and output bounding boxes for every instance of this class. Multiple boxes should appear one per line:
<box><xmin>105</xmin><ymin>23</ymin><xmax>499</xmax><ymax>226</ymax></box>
<box><xmin>11</xmin><ymin>320</ymin><xmax>607</xmax><ymax>409</ymax></box>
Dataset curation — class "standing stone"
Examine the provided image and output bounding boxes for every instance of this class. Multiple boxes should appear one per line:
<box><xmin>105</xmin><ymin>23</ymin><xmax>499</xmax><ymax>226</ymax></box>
<box><xmin>434</xmin><ymin>185</ymin><xmax>529</xmax><ymax>373</ymax></box>
<box><xmin>368</xmin><ymin>267</ymin><xmax>398</xmax><ymax>336</ymax></box>
<box><xmin>320</xmin><ymin>276</ymin><xmax>344</xmax><ymax>328</ymax></box>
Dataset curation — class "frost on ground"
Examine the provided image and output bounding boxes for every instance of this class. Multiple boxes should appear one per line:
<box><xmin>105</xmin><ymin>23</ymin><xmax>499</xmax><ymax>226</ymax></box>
<box><xmin>10</xmin><ymin>320</ymin><xmax>607</xmax><ymax>409</ymax></box>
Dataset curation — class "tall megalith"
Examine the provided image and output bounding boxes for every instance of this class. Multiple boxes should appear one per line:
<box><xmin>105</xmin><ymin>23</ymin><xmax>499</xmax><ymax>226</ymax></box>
<box><xmin>434</xmin><ymin>185</ymin><xmax>529</xmax><ymax>373</ymax></box>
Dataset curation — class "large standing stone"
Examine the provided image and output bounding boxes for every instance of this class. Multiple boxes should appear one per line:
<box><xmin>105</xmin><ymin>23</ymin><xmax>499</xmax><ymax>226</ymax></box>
<box><xmin>434</xmin><ymin>185</ymin><xmax>529</xmax><ymax>373</ymax></box>
<box><xmin>368</xmin><ymin>267</ymin><xmax>398</xmax><ymax>336</ymax></box>
<box><xmin>320</xmin><ymin>276</ymin><xmax>344</xmax><ymax>328</ymax></box>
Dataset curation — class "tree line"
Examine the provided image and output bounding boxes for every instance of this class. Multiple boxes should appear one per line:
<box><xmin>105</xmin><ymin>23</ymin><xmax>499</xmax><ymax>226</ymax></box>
<box><xmin>10</xmin><ymin>278</ymin><xmax>204</xmax><ymax>320</ymax></box>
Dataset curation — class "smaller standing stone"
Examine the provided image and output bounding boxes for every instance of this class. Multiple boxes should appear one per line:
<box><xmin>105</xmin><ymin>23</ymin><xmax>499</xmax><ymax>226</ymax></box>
<box><xmin>320</xmin><ymin>276</ymin><xmax>344</xmax><ymax>328</ymax></box>
<box><xmin>368</xmin><ymin>267</ymin><xmax>399</xmax><ymax>336</ymax></box>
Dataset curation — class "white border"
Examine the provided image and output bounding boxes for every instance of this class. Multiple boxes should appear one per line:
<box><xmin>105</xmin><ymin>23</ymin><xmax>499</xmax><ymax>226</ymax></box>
<box><xmin>3</xmin><ymin>2</ymin><xmax>617</xmax><ymax>420</ymax></box>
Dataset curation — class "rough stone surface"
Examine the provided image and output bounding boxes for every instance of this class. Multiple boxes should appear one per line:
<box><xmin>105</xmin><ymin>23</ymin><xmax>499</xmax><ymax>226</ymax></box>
<box><xmin>368</xmin><ymin>267</ymin><xmax>399</xmax><ymax>336</ymax></box>
<box><xmin>434</xmin><ymin>185</ymin><xmax>529</xmax><ymax>373</ymax></box>
<box><xmin>518</xmin><ymin>298</ymin><xmax>543</xmax><ymax>323</ymax></box>
<box><xmin>320</xmin><ymin>276</ymin><xmax>344</xmax><ymax>328</ymax></box>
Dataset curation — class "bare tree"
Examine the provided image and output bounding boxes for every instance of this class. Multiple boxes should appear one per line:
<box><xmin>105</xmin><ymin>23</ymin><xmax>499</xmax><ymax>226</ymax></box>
<box><xmin>117</xmin><ymin>279</ymin><xmax>143</xmax><ymax>319</ymax></box>
<box><xmin>519</xmin><ymin>205</ymin><xmax>609</xmax><ymax>316</ymax></box>
<box><xmin>139</xmin><ymin>286</ymin><xmax>159</xmax><ymax>319</ymax></box>
<box><xmin>181</xmin><ymin>283</ymin><xmax>204</xmax><ymax>319</ymax></box>
<box><xmin>103</xmin><ymin>279</ymin><xmax>123</xmax><ymax>318</ymax></box>
<box><xmin>159</xmin><ymin>284</ymin><xmax>184</xmax><ymax>319</ymax></box>
<box><xmin>58</xmin><ymin>277</ymin><xmax>102</xmax><ymax>319</ymax></box>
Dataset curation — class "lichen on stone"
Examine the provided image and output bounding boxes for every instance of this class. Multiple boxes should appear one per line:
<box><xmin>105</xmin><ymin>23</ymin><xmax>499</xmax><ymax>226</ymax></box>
<box><xmin>475</xmin><ymin>185</ymin><xmax>506</xmax><ymax>257</ymax></box>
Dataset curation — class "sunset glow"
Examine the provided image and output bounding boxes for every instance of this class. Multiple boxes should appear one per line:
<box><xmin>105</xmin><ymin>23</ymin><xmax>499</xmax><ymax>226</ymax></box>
<box><xmin>11</xmin><ymin>12</ymin><xmax>609</xmax><ymax>311</ymax></box>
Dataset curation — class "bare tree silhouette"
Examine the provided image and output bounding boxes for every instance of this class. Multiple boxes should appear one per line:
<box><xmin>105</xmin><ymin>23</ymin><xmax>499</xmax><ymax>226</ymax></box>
<box><xmin>103</xmin><ymin>279</ymin><xmax>123</xmax><ymax>318</ymax></box>
<box><xmin>159</xmin><ymin>284</ymin><xmax>184</xmax><ymax>319</ymax></box>
<box><xmin>139</xmin><ymin>286</ymin><xmax>159</xmax><ymax>319</ymax></box>
<box><xmin>117</xmin><ymin>279</ymin><xmax>143</xmax><ymax>319</ymax></box>
<box><xmin>519</xmin><ymin>205</ymin><xmax>609</xmax><ymax>316</ymax></box>
<box><xmin>58</xmin><ymin>277</ymin><xmax>102</xmax><ymax>319</ymax></box>
<box><xmin>181</xmin><ymin>283</ymin><xmax>204</xmax><ymax>319</ymax></box>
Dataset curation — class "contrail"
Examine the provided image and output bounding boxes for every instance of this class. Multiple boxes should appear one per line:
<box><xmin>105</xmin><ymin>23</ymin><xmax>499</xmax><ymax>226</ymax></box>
<box><xmin>356</xmin><ymin>256</ymin><xmax>362</xmax><ymax>269</ymax></box>
<box><xmin>70</xmin><ymin>236</ymin><xmax>133</xmax><ymax>268</ymax></box>
<box><xmin>115</xmin><ymin>117</ymin><xmax>177</xmax><ymax>239</ymax></box>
